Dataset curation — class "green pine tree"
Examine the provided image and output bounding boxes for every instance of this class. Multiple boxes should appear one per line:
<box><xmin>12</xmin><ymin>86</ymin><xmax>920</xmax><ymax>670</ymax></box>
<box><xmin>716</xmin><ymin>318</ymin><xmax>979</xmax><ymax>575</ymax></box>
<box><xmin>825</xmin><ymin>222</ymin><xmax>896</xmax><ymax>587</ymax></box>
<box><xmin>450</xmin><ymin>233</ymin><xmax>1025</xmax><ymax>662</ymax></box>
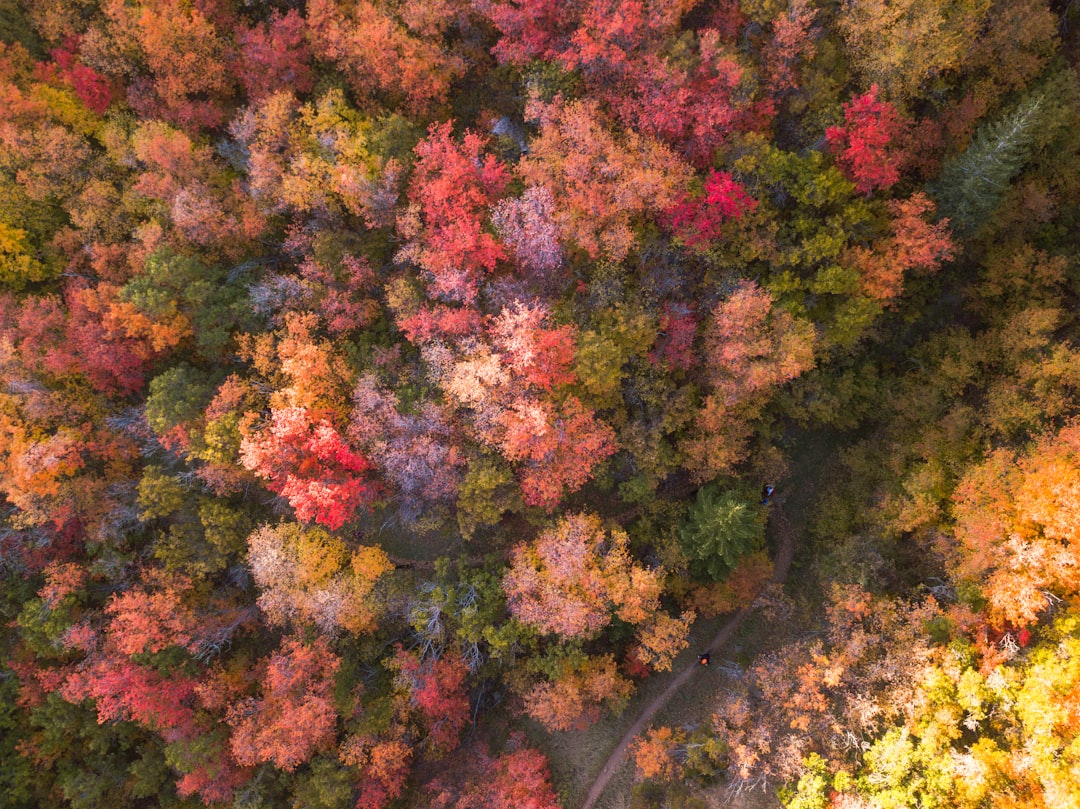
<box><xmin>679</xmin><ymin>484</ymin><xmax>765</xmax><ymax>581</ymax></box>
<box><xmin>931</xmin><ymin>92</ymin><xmax>1045</xmax><ymax>233</ymax></box>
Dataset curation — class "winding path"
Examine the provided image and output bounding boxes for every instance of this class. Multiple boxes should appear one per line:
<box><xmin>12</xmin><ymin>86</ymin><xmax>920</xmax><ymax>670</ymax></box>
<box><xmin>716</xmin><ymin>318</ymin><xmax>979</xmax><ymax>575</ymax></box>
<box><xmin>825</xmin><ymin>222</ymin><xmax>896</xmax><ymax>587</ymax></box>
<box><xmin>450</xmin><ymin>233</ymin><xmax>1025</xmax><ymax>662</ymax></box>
<box><xmin>579</xmin><ymin>499</ymin><xmax>798</xmax><ymax>809</ymax></box>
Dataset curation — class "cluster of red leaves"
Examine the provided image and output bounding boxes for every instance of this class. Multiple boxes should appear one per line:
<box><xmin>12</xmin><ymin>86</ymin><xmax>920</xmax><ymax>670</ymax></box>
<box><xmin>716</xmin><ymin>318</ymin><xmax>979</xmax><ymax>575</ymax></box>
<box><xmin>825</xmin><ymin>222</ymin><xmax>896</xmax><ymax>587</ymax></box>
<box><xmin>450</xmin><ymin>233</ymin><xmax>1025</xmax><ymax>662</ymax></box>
<box><xmin>298</xmin><ymin>254</ymin><xmax>381</xmax><ymax>335</ymax></box>
<box><xmin>497</xmin><ymin>395</ymin><xmax>616</xmax><ymax>508</ymax></box>
<box><xmin>397</xmin><ymin>303</ymin><xmax>486</xmax><ymax>344</ymax></box>
<box><xmin>240</xmin><ymin>407</ymin><xmax>377</xmax><ymax>530</ymax></box>
<box><xmin>45</xmin><ymin>39</ymin><xmax>113</xmax><ymax>114</ymax></box>
<box><xmin>398</xmin><ymin>122</ymin><xmax>509</xmax><ymax>305</ymax></box>
<box><xmin>490</xmin><ymin>302</ymin><xmax>577</xmax><ymax>391</ymax></box>
<box><xmin>233</xmin><ymin>10</ymin><xmax>313</xmax><ymax>101</ymax></box>
<box><xmin>62</xmin><ymin>656</ymin><xmax>199</xmax><ymax>742</ymax></box>
<box><xmin>393</xmin><ymin>647</ymin><xmax>471</xmax><ymax>756</ymax></box>
<box><xmin>826</xmin><ymin>85</ymin><xmax>907</xmax><ymax>195</ymax></box>
<box><xmin>649</xmin><ymin>301</ymin><xmax>698</xmax><ymax>372</ymax></box>
<box><xmin>666</xmin><ymin>170</ymin><xmax>757</xmax><ymax>246</ymax></box>
<box><xmin>104</xmin><ymin>581</ymin><xmax>199</xmax><ymax>657</ymax></box>
<box><xmin>0</xmin><ymin>284</ymin><xmax>152</xmax><ymax>396</ymax></box>
<box><xmin>481</xmin><ymin>0</ymin><xmax>758</xmax><ymax>163</ymax></box>
<box><xmin>425</xmin><ymin>735</ymin><xmax>561</xmax><ymax>809</ymax></box>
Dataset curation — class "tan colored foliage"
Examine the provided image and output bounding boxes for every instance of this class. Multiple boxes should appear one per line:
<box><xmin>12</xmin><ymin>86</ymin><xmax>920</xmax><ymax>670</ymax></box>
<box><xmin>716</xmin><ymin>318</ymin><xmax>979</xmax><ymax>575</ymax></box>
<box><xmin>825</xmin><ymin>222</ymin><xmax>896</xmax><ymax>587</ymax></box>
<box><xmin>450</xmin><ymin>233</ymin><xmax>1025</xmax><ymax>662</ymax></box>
<box><xmin>504</xmin><ymin>513</ymin><xmax>662</xmax><ymax>639</ymax></box>
<box><xmin>520</xmin><ymin>96</ymin><xmax>692</xmax><ymax>260</ymax></box>
<box><xmin>247</xmin><ymin>522</ymin><xmax>392</xmax><ymax>634</ymax></box>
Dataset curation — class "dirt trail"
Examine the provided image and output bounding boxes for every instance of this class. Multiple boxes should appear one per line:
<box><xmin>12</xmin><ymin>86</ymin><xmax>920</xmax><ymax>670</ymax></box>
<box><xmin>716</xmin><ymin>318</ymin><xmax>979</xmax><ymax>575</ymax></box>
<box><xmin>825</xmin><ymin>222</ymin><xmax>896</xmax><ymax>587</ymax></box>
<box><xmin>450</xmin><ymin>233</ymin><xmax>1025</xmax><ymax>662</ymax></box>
<box><xmin>579</xmin><ymin>498</ymin><xmax>798</xmax><ymax>809</ymax></box>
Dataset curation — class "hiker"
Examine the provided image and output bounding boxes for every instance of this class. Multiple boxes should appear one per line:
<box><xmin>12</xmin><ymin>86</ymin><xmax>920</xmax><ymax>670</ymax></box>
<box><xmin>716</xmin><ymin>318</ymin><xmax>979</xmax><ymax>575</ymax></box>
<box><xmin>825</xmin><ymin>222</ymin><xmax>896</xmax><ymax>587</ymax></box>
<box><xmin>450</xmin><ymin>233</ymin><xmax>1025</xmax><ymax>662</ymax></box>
<box><xmin>761</xmin><ymin>484</ymin><xmax>775</xmax><ymax>505</ymax></box>
<box><xmin>698</xmin><ymin>652</ymin><xmax>710</xmax><ymax>667</ymax></box>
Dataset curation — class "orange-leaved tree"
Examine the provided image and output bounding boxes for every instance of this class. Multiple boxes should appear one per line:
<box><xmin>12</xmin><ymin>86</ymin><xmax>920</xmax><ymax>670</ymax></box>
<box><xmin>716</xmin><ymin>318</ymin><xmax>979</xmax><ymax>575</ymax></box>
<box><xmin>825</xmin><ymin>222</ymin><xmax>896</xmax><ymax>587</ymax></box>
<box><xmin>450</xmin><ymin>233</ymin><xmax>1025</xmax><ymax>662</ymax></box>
<box><xmin>226</xmin><ymin>636</ymin><xmax>341</xmax><ymax>772</ymax></box>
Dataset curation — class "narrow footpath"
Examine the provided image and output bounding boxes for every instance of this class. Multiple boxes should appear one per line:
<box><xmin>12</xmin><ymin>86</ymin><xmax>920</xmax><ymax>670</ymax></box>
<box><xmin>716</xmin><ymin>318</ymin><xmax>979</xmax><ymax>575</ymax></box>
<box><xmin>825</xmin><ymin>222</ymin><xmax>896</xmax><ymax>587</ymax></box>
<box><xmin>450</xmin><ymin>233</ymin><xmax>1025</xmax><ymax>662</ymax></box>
<box><xmin>579</xmin><ymin>498</ymin><xmax>798</xmax><ymax>809</ymax></box>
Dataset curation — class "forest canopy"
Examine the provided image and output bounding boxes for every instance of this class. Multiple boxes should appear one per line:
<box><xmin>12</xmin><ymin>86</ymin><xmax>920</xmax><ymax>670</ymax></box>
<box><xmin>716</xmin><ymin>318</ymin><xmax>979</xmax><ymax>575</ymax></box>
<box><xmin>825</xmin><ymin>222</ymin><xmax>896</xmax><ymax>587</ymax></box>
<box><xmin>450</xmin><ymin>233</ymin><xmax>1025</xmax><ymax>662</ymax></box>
<box><xmin>0</xmin><ymin>1</ymin><xmax>1078</xmax><ymax>808</ymax></box>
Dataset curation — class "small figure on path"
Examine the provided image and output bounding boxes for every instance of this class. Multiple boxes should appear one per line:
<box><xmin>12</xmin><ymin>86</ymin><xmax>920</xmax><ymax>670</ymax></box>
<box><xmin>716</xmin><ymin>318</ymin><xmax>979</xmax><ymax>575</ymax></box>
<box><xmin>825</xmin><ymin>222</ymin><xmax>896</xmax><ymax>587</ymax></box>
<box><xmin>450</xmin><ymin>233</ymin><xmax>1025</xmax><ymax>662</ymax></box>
<box><xmin>760</xmin><ymin>484</ymin><xmax>775</xmax><ymax>505</ymax></box>
<box><xmin>698</xmin><ymin>652</ymin><xmax>711</xmax><ymax>667</ymax></box>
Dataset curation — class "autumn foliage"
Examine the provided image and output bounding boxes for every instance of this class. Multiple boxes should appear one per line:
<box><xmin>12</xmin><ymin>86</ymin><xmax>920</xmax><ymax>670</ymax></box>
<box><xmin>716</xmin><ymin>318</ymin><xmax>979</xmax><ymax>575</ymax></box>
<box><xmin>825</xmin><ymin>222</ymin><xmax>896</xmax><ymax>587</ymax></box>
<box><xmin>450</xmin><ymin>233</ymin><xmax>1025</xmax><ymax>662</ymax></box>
<box><xmin>0</xmin><ymin>0</ymin><xmax>1077</xmax><ymax>807</ymax></box>
<box><xmin>520</xmin><ymin>97</ymin><xmax>692</xmax><ymax>260</ymax></box>
<box><xmin>397</xmin><ymin>122</ymin><xmax>509</xmax><ymax>304</ymax></box>
<box><xmin>631</xmin><ymin>725</ymin><xmax>685</xmax><ymax>781</ymax></box>
<box><xmin>522</xmin><ymin>653</ymin><xmax>633</xmax><ymax>732</ymax></box>
<box><xmin>425</xmin><ymin>735</ymin><xmax>561</xmax><ymax>809</ymax></box>
<box><xmin>845</xmin><ymin>192</ymin><xmax>954</xmax><ymax>303</ymax></box>
<box><xmin>227</xmin><ymin>636</ymin><xmax>341</xmax><ymax>771</ymax></box>
<box><xmin>497</xmin><ymin>395</ymin><xmax>616</xmax><ymax>508</ymax></box>
<box><xmin>240</xmin><ymin>407</ymin><xmax>377</xmax><ymax>530</ymax></box>
<box><xmin>247</xmin><ymin>522</ymin><xmax>392</xmax><ymax>634</ymax></box>
<box><xmin>685</xmin><ymin>281</ymin><xmax>815</xmax><ymax>479</ymax></box>
<box><xmin>306</xmin><ymin>0</ymin><xmax>471</xmax><ymax>113</ymax></box>
<box><xmin>666</xmin><ymin>170</ymin><xmax>758</xmax><ymax>246</ymax></box>
<box><xmin>952</xmin><ymin>421</ymin><xmax>1080</xmax><ymax>627</ymax></box>
<box><xmin>826</xmin><ymin>86</ymin><xmax>907</xmax><ymax>195</ymax></box>
<box><xmin>393</xmin><ymin>647</ymin><xmax>471</xmax><ymax>755</ymax></box>
<box><xmin>47</xmin><ymin>41</ymin><xmax>113</xmax><ymax>114</ymax></box>
<box><xmin>504</xmin><ymin>513</ymin><xmax>662</xmax><ymax>638</ymax></box>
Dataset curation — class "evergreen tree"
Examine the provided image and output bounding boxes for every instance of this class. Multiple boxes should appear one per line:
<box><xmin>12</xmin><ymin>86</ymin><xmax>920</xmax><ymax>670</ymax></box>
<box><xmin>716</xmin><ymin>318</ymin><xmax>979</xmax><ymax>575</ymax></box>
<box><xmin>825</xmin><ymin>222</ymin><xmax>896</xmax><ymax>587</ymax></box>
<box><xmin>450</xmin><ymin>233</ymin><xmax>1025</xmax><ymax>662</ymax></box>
<box><xmin>931</xmin><ymin>92</ymin><xmax>1045</xmax><ymax>233</ymax></box>
<box><xmin>679</xmin><ymin>484</ymin><xmax>766</xmax><ymax>581</ymax></box>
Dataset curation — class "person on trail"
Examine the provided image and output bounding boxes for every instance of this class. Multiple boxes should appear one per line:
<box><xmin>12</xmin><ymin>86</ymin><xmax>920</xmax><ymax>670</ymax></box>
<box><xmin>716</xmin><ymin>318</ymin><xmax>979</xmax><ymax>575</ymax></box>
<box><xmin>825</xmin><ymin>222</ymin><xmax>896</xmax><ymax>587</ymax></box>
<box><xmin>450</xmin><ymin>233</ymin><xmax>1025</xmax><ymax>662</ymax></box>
<box><xmin>698</xmin><ymin>653</ymin><xmax>710</xmax><ymax>666</ymax></box>
<box><xmin>760</xmin><ymin>484</ymin><xmax>775</xmax><ymax>505</ymax></box>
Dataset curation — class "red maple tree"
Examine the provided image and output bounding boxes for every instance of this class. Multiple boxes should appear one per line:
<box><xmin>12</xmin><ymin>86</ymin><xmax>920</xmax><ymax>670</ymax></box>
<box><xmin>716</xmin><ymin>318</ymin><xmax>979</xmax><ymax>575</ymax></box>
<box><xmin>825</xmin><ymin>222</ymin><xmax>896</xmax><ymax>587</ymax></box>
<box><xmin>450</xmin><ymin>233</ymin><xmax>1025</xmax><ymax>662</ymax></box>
<box><xmin>397</xmin><ymin>122</ymin><xmax>509</xmax><ymax>305</ymax></box>
<box><xmin>826</xmin><ymin>85</ymin><xmax>907</xmax><ymax>195</ymax></box>
<box><xmin>666</xmin><ymin>170</ymin><xmax>758</xmax><ymax>246</ymax></box>
<box><xmin>240</xmin><ymin>406</ymin><xmax>377</xmax><ymax>530</ymax></box>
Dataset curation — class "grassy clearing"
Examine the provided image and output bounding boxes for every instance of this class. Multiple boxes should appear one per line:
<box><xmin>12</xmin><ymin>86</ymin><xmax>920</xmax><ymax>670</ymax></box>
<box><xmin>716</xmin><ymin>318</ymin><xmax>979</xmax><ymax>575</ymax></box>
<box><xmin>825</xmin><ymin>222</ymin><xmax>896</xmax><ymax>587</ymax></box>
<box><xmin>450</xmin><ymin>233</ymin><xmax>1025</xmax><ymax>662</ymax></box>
<box><xmin>364</xmin><ymin>508</ymin><xmax>465</xmax><ymax>562</ymax></box>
